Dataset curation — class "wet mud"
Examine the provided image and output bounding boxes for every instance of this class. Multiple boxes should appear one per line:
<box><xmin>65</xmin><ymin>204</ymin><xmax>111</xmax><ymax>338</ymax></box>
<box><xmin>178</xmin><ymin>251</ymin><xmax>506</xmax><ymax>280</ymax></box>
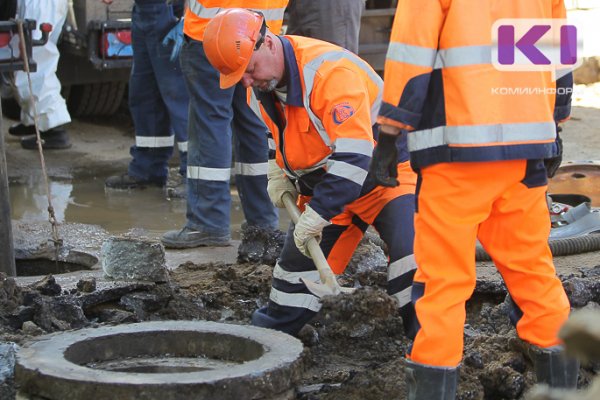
<box><xmin>1</xmin><ymin>260</ymin><xmax>599</xmax><ymax>399</ymax></box>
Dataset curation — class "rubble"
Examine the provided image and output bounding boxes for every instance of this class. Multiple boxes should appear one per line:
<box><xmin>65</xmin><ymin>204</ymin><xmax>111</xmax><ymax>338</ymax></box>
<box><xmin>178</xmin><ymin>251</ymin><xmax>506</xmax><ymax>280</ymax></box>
<box><xmin>237</xmin><ymin>223</ymin><xmax>286</xmax><ymax>266</ymax></box>
<box><xmin>0</xmin><ymin>261</ymin><xmax>598</xmax><ymax>399</ymax></box>
<box><xmin>0</xmin><ymin>342</ymin><xmax>17</xmax><ymax>400</ymax></box>
<box><xmin>101</xmin><ymin>236</ymin><xmax>168</xmax><ymax>282</ymax></box>
<box><xmin>76</xmin><ymin>277</ymin><xmax>96</xmax><ymax>293</ymax></box>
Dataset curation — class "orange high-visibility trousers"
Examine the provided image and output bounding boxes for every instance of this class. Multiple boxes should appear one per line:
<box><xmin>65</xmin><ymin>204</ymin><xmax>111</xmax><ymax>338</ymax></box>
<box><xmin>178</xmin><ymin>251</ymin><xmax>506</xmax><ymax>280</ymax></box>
<box><xmin>409</xmin><ymin>159</ymin><xmax>571</xmax><ymax>367</ymax></box>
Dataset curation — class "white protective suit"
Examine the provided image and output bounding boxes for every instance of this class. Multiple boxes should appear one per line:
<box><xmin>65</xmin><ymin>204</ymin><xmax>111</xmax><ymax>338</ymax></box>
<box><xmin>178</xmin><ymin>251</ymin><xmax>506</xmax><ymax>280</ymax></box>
<box><xmin>14</xmin><ymin>0</ymin><xmax>70</xmax><ymax>130</ymax></box>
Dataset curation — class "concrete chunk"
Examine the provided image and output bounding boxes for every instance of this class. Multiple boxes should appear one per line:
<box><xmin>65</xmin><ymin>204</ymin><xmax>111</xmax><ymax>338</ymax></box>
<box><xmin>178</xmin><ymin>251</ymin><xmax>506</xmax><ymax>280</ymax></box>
<box><xmin>101</xmin><ymin>236</ymin><xmax>167</xmax><ymax>282</ymax></box>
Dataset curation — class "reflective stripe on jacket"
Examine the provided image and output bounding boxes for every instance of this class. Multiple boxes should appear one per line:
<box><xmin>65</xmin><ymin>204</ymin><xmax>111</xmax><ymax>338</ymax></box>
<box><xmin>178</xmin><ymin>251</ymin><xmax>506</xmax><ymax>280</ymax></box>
<box><xmin>378</xmin><ymin>0</ymin><xmax>573</xmax><ymax>169</ymax></box>
<box><xmin>184</xmin><ymin>0</ymin><xmax>288</xmax><ymax>41</ymax></box>
<box><xmin>251</xmin><ymin>36</ymin><xmax>385</xmax><ymax>220</ymax></box>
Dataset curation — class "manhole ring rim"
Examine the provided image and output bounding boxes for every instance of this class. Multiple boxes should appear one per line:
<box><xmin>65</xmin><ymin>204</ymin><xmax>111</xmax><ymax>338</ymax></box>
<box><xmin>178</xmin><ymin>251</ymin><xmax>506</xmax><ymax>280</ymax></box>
<box><xmin>16</xmin><ymin>320</ymin><xmax>303</xmax><ymax>385</ymax></box>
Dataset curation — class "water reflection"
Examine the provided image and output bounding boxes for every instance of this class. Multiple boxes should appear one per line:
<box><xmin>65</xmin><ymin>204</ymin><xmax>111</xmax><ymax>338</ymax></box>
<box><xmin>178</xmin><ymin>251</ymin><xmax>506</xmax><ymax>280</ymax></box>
<box><xmin>11</xmin><ymin>178</ymin><xmax>73</xmax><ymax>224</ymax></box>
<box><xmin>10</xmin><ymin>172</ymin><xmax>287</xmax><ymax>240</ymax></box>
<box><xmin>11</xmin><ymin>172</ymin><xmax>186</xmax><ymax>239</ymax></box>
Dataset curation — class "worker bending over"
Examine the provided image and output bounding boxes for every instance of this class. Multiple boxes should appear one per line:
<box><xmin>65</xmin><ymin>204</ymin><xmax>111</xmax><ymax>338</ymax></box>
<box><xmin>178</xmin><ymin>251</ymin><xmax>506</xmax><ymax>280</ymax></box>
<box><xmin>203</xmin><ymin>8</ymin><xmax>419</xmax><ymax>337</ymax></box>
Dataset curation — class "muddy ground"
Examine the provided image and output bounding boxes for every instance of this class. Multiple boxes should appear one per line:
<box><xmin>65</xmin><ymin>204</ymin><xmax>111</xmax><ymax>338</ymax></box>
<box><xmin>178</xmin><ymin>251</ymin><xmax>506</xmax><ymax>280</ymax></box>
<box><xmin>1</xmin><ymin>252</ymin><xmax>600</xmax><ymax>399</ymax></box>
<box><xmin>2</xmin><ymin>84</ymin><xmax>600</xmax><ymax>399</ymax></box>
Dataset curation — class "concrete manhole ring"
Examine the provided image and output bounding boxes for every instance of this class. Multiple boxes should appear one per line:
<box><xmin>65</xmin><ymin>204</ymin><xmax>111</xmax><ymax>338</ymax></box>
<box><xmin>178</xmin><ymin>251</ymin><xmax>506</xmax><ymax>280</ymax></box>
<box><xmin>16</xmin><ymin>321</ymin><xmax>304</xmax><ymax>400</ymax></box>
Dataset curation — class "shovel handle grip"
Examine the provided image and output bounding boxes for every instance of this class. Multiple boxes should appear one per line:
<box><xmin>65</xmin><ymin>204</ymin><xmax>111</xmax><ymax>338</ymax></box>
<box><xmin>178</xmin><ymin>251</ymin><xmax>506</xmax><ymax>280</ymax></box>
<box><xmin>281</xmin><ymin>193</ymin><xmax>344</xmax><ymax>293</ymax></box>
<box><xmin>282</xmin><ymin>192</ymin><xmax>302</xmax><ymax>223</ymax></box>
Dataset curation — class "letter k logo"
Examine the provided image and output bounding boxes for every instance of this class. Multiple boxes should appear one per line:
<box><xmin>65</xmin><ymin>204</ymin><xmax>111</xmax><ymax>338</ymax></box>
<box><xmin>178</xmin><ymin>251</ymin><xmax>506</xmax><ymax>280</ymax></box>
<box><xmin>492</xmin><ymin>19</ymin><xmax>581</xmax><ymax>80</ymax></box>
<box><xmin>498</xmin><ymin>25</ymin><xmax>551</xmax><ymax>65</ymax></box>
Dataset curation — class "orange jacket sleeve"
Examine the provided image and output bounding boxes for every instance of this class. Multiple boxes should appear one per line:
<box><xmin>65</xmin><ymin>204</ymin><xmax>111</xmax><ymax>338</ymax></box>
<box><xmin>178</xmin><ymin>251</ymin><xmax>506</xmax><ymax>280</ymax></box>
<box><xmin>378</xmin><ymin>0</ymin><xmax>447</xmax><ymax>131</ymax></box>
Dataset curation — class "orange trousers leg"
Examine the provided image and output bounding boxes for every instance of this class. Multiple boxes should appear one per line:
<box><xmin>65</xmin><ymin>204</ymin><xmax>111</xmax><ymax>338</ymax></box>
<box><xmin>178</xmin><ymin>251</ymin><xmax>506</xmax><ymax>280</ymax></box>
<box><xmin>478</xmin><ymin>170</ymin><xmax>570</xmax><ymax>349</ymax></box>
<box><xmin>410</xmin><ymin>160</ymin><xmax>570</xmax><ymax>367</ymax></box>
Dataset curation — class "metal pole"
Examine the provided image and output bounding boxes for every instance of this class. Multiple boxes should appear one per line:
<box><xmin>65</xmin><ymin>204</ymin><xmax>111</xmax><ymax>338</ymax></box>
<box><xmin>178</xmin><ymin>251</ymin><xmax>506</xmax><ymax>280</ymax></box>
<box><xmin>0</xmin><ymin>106</ymin><xmax>16</xmax><ymax>276</ymax></box>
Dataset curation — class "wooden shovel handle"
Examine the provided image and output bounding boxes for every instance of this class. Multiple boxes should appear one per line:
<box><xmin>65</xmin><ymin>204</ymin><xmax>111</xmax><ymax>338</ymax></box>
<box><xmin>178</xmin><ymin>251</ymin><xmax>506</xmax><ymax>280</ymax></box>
<box><xmin>281</xmin><ymin>192</ymin><xmax>344</xmax><ymax>293</ymax></box>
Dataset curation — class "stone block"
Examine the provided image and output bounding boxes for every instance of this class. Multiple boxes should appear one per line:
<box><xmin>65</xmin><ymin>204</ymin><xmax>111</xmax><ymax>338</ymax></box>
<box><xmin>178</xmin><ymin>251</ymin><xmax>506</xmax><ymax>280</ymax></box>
<box><xmin>101</xmin><ymin>237</ymin><xmax>167</xmax><ymax>282</ymax></box>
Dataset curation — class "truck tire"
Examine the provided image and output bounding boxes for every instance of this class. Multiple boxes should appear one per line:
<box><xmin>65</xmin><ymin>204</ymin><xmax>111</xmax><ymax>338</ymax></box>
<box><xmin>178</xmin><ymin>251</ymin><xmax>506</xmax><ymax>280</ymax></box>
<box><xmin>67</xmin><ymin>81</ymin><xmax>127</xmax><ymax>117</ymax></box>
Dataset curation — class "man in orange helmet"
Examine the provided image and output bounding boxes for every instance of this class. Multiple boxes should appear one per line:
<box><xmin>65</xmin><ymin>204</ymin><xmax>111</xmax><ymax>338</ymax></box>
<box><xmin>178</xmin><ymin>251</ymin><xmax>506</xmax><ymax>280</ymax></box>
<box><xmin>370</xmin><ymin>0</ymin><xmax>578</xmax><ymax>398</ymax></box>
<box><xmin>160</xmin><ymin>1</ymin><xmax>287</xmax><ymax>255</ymax></box>
<box><xmin>202</xmin><ymin>8</ymin><xmax>419</xmax><ymax>337</ymax></box>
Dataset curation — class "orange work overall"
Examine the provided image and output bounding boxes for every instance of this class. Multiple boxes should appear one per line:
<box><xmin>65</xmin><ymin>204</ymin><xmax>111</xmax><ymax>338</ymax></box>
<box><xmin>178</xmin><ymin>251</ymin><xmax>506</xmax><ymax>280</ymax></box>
<box><xmin>410</xmin><ymin>160</ymin><xmax>570</xmax><ymax>367</ymax></box>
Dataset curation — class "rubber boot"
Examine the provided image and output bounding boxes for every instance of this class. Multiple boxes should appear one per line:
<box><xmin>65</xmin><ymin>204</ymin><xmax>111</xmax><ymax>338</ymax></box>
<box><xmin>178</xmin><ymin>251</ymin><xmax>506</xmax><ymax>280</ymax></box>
<box><xmin>530</xmin><ymin>345</ymin><xmax>579</xmax><ymax>389</ymax></box>
<box><xmin>405</xmin><ymin>360</ymin><xmax>458</xmax><ymax>400</ymax></box>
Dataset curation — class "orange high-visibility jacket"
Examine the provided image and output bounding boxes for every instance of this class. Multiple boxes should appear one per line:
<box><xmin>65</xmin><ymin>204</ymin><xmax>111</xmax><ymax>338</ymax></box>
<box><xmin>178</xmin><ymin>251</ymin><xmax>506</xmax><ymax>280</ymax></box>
<box><xmin>251</xmin><ymin>36</ymin><xmax>388</xmax><ymax>220</ymax></box>
<box><xmin>378</xmin><ymin>0</ymin><xmax>573</xmax><ymax>169</ymax></box>
<box><xmin>184</xmin><ymin>0</ymin><xmax>288</xmax><ymax>41</ymax></box>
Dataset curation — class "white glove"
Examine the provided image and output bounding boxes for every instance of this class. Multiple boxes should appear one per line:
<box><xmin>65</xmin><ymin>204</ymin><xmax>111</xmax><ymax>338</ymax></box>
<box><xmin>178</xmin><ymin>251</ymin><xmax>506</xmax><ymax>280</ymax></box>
<box><xmin>267</xmin><ymin>159</ymin><xmax>298</xmax><ymax>208</ymax></box>
<box><xmin>293</xmin><ymin>204</ymin><xmax>331</xmax><ymax>257</ymax></box>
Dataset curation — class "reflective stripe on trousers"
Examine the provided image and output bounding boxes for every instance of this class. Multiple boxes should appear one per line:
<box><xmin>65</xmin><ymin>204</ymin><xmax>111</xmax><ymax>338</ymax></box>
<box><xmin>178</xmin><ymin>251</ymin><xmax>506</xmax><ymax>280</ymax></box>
<box><xmin>252</xmin><ymin>191</ymin><xmax>417</xmax><ymax>337</ymax></box>
<box><xmin>128</xmin><ymin>2</ymin><xmax>189</xmax><ymax>180</ymax></box>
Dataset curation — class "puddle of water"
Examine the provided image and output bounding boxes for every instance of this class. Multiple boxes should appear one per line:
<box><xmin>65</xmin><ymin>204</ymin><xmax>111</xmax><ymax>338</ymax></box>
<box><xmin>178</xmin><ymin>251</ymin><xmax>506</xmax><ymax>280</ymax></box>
<box><xmin>87</xmin><ymin>356</ymin><xmax>241</xmax><ymax>373</ymax></box>
<box><xmin>10</xmin><ymin>172</ymin><xmax>288</xmax><ymax>240</ymax></box>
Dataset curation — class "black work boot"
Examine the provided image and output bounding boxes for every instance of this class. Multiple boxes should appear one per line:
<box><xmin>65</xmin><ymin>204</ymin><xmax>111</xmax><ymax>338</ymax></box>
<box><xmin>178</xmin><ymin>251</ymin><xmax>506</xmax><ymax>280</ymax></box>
<box><xmin>20</xmin><ymin>127</ymin><xmax>71</xmax><ymax>150</ymax></box>
<box><xmin>405</xmin><ymin>360</ymin><xmax>458</xmax><ymax>400</ymax></box>
<box><xmin>161</xmin><ymin>227</ymin><xmax>230</xmax><ymax>249</ymax></box>
<box><xmin>530</xmin><ymin>345</ymin><xmax>579</xmax><ymax>389</ymax></box>
<box><xmin>8</xmin><ymin>123</ymin><xmax>36</xmax><ymax>136</ymax></box>
<box><xmin>105</xmin><ymin>173</ymin><xmax>165</xmax><ymax>189</ymax></box>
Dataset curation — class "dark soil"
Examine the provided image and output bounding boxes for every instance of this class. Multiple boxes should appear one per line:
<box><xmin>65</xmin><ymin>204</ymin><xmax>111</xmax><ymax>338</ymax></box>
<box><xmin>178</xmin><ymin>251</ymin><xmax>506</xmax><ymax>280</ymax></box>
<box><xmin>1</xmin><ymin>260</ymin><xmax>599</xmax><ymax>400</ymax></box>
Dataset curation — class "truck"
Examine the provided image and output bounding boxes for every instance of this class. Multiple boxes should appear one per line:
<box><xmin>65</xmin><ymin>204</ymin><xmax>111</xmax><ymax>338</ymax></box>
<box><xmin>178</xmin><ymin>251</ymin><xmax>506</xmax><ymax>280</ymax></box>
<box><xmin>58</xmin><ymin>0</ymin><xmax>134</xmax><ymax>116</ymax></box>
<box><xmin>1</xmin><ymin>0</ymin><xmax>134</xmax><ymax>118</ymax></box>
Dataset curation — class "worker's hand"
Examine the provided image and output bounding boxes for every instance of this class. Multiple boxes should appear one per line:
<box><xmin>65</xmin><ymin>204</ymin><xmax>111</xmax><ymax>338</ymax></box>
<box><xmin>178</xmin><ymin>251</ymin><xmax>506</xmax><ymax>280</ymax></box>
<box><xmin>267</xmin><ymin>160</ymin><xmax>298</xmax><ymax>208</ymax></box>
<box><xmin>293</xmin><ymin>204</ymin><xmax>331</xmax><ymax>258</ymax></box>
<box><xmin>544</xmin><ymin>125</ymin><xmax>563</xmax><ymax>178</ymax></box>
<box><xmin>162</xmin><ymin>18</ymin><xmax>184</xmax><ymax>62</ymax></box>
<box><xmin>369</xmin><ymin>127</ymin><xmax>400</xmax><ymax>187</ymax></box>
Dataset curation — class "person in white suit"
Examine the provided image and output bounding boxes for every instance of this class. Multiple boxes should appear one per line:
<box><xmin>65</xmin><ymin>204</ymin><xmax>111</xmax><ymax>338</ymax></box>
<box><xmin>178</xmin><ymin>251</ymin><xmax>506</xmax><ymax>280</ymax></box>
<box><xmin>8</xmin><ymin>0</ymin><xmax>71</xmax><ymax>150</ymax></box>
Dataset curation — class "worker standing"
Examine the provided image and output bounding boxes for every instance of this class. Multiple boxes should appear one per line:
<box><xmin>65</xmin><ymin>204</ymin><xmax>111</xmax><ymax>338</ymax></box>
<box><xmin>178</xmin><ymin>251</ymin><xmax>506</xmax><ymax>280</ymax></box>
<box><xmin>104</xmin><ymin>0</ymin><xmax>189</xmax><ymax>190</ymax></box>
<box><xmin>202</xmin><ymin>8</ymin><xmax>418</xmax><ymax>337</ymax></box>
<box><xmin>371</xmin><ymin>0</ymin><xmax>578</xmax><ymax>398</ymax></box>
<box><xmin>7</xmin><ymin>0</ymin><xmax>71</xmax><ymax>150</ymax></box>
<box><xmin>160</xmin><ymin>0</ymin><xmax>287</xmax><ymax>249</ymax></box>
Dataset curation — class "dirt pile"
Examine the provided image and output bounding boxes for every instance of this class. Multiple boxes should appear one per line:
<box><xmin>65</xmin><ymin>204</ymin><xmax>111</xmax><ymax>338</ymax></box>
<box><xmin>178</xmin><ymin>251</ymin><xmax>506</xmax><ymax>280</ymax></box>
<box><xmin>1</xmin><ymin>262</ymin><xmax>599</xmax><ymax>399</ymax></box>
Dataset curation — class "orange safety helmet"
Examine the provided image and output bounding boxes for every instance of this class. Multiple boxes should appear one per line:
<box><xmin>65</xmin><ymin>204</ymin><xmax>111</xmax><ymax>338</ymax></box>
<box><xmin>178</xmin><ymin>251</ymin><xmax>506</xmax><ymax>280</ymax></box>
<box><xmin>204</xmin><ymin>8</ymin><xmax>267</xmax><ymax>89</ymax></box>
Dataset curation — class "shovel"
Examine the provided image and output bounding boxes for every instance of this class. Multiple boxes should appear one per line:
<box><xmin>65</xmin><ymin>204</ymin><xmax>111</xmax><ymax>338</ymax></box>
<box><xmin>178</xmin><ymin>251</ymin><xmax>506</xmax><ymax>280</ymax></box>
<box><xmin>282</xmin><ymin>192</ymin><xmax>355</xmax><ymax>297</ymax></box>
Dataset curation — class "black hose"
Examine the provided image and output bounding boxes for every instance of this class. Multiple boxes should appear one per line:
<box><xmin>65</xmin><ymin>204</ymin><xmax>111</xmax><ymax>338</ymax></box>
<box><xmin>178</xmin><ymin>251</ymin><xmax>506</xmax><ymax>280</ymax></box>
<box><xmin>476</xmin><ymin>234</ymin><xmax>600</xmax><ymax>262</ymax></box>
